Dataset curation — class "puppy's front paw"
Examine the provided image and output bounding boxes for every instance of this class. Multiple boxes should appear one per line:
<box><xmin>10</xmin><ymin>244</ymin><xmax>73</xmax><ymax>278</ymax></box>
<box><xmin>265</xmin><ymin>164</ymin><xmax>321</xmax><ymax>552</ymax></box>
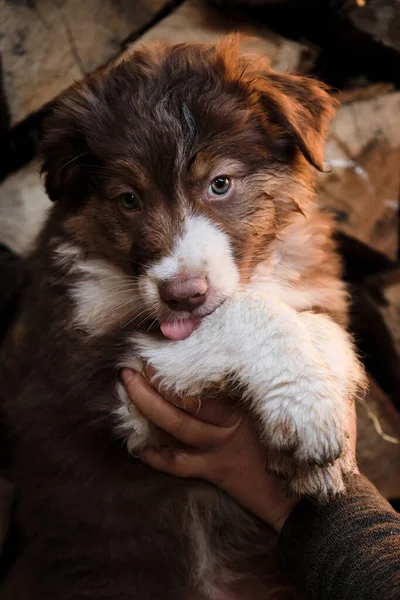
<box><xmin>114</xmin><ymin>381</ymin><xmax>153</xmax><ymax>452</ymax></box>
<box><xmin>267</xmin><ymin>439</ymin><xmax>355</xmax><ymax>499</ymax></box>
<box><xmin>287</xmin><ymin>444</ymin><xmax>355</xmax><ymax>499</ymax></box>
<box><xmin>132</xmin><ymin>325</ymin><xmax>230</xmax><ymax>398</ymax></box>
<box><xmin>260</xmin><ymin>369</ymin><xmax>348</xmax><ymax>470</ymax></box>
<box><xmin>125</xmin><ymin>406</ymin><xmax>154</xmax><ymax>454</ymax></box>
<box><xmin>292</xmin><ymin>399</ymin><xmax>345</xmax><ymax>467</ymax></box>
<box><xmin>263</xmin><ymin>405</ymin><xmax>346</xmax><ymax>471</ymax></box>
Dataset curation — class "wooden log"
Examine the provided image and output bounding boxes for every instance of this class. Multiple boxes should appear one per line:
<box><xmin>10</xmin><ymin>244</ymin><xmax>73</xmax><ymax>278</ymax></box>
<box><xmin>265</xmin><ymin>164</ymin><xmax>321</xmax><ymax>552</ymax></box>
<box><xmin>337</xmin><ymin>82</ymin><xmax>395</xmax><ymax>105</ymax></box>
<box><xmin>334</xmin><ymin>0</ymin><xmax>400</xmax><ymax>54</ymax></box>
<box><xmin>210</xmin><ymin>0</ymin><xmax>287</xmax><ymax>5</ymax></box>
<box><xmin>318</xmin><ymin>92</ymin><xmax>400</xmax><ymax>260</ymax></box>
<box><xmin>122</xmin><ymin>0</ymin><xmax>315</xmax><ymax>74</ymax></box>
<box><xmin>0</xmin><ymin>53</ymin><xmax>10</xmax><ymax>134</ymax></box>
<box><xmin>376</xmin><ymin>272</ymin><xmax>400</xmax><ymax>366</ymax></box>
<box><xmin>0</xmin><ymin>0</ymin><xmax>171</xmax><ymax>128</ymax></box>
<box><xmin>325</xmin><ymin>0</ymin><xmax>400</xmax><ymax>86</ymax></box>
<box><xmin>0</xmin><ymin>161</ymin><xmax>50</xmax><ymax>256</ymax></box>
<box><xmin>357</xmin><ymin>376</ymin><xmax>400</xmax><ymax>499</ymax></box>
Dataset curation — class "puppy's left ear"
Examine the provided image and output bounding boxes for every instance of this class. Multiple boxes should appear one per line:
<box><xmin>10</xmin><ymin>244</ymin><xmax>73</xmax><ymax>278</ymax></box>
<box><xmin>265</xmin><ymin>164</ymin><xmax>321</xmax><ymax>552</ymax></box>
<box><xmin>258</xmin><ymin>71</ymin><xmax>337</xmax><ymax>171</ymax></box>
<box><xmin>40</xmin><ymin>77</ymin><xmax>101</xmax><ymax>203</ymax></box>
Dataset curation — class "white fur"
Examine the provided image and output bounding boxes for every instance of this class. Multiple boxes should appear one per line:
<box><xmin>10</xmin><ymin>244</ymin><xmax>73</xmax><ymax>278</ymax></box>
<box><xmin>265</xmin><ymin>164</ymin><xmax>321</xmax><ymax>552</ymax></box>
<box><xmin>114</xmin><ymin>380</ymin><xmax>151</xmax><ymax>453</ymax></box>
<box><xmin>69</xmin><ymin>260</ymin><xmax>140</xmax><ymax>334</ymax></box>
<box><xmin>126</xmin><ymin>291</ymin><xmax>364</xmax><ymax>496</ymax></box>
<box><xmin>53</xmin><ymin>241</ymin><xmax>141</xmax><ymax>334</ymax></box>
<box><xmin>186</xmin><ymin>508</ymin><xmax>221</xmax><ymax>600</ymax></box>
<box><xmin>53</xmin><ymin>240</ymin><xmax>83</xmax><ymax>270</ymax></box>
<box><xmin>139</xmin><ymin>214</ymin><xmax>239</xmax><ymax>309</ymax></box>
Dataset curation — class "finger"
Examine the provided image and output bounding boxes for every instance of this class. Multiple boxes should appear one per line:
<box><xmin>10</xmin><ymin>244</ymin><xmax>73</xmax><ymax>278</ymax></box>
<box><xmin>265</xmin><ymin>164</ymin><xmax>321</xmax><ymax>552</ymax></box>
<box><xmin>121</xmin><ymin>369</ymin><xmax>240</xmax><ymax>448</ymax></box>
<box><xmin>144</xmin><ymin>365</ymin><xmax>156</xmax><ymax>380</ymax></box>
<box><xmin>144</xmin><ymin>366</ymin><xmax>240</xmax><ymax>427</ymax></box>
<box><xmin>139</xmin><ymin>446</ymin><xmax>210</xmax><ymax>479</ymax></box>
<box><xmin>164</xmin><ymin>393</ymin><xmax>240</xmax><ymax>428</ymax></box>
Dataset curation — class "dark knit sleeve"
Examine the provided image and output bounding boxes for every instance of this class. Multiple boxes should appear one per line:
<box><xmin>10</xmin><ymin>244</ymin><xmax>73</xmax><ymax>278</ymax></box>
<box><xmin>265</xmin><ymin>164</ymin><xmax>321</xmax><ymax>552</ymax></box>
<box><xmin>277</xmin><ymin>475</ymin><xmax>400</xmax><ymax>600</ymax></box>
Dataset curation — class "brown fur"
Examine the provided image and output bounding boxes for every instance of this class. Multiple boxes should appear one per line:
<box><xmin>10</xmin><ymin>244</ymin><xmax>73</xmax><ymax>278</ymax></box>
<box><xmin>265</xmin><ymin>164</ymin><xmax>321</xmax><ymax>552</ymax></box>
<box><xmin>0</xmin><ymin>36</ymin><xmax>340</xmax><ymax>599</ymax></box>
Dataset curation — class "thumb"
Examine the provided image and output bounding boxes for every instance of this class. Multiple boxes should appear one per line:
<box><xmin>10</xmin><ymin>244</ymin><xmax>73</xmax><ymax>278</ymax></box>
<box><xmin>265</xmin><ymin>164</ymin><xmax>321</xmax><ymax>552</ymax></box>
<box><xmin>139</xmin><ymin>446</ymin><xmax>211</xmax><ymax>479</ymax></box>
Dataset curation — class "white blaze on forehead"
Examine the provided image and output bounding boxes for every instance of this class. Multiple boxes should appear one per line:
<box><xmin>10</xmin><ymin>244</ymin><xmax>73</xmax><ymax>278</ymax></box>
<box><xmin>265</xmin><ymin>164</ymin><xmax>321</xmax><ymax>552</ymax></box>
<box><xmin>148</xmin><ymin>215</ymin><xmax>239</xmax><ymax>295</ymax></box>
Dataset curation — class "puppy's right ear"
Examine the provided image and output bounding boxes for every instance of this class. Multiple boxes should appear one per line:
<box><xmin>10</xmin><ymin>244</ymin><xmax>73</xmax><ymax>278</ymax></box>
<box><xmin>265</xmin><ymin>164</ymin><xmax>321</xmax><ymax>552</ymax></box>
<box><xmin>40</xmin><ymin>80</ymin><xmax>99</xmax><ymax>203</ymax></box>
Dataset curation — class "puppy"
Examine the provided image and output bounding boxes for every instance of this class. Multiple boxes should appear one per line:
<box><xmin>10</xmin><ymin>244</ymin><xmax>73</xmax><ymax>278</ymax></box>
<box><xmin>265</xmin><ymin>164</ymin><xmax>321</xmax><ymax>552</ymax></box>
<box><xmin>1</xmin><ymin>35</ymin><xmax>365</xmax><ymax>600</ymax></box>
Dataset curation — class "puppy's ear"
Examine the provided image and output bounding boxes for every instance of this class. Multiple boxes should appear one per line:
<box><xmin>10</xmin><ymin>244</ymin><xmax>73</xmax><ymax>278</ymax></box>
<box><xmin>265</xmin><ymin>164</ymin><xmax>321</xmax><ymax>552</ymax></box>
<box><xmin>257</xmin><ymin>71</ymin><xmax>337</xmax><ymax>171</ymax></box>
<box><xmin>40</xmin><ymin>81</ymin><xmax>99</xmax><ymax>203</ymax></box>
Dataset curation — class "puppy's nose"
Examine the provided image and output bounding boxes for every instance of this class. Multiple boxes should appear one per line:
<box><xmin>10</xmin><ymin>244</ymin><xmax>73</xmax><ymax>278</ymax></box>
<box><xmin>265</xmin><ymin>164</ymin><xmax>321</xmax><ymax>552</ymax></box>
<box><xmin>160</xmin><ymin>275</ymin><xmax>208</xmax><ymax>312</ymax></box>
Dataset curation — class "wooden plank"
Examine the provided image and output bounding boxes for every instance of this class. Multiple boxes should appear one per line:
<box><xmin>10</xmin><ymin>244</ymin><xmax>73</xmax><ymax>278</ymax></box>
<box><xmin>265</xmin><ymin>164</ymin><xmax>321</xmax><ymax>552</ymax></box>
<box><xmin>337</xmin><ymin>82</ymin><xmax>395</xmax><ymax>105</ymax></box>
<box><xmin>0</xmin><ymin>161</ymin><xmax>50</xmax><ymax>256</ymax></box>
<box><xmin>318</xmin><ymin>92</ymin><xmax>400</xmax><ymax>260</ymax></box>
<box><xmin>378</xmin><ymin>277</ymin><xmax>400</xmax><ymax>360</ymax></box>
<box><xmin>209</xmin><ymin>1</ymin><xmax>287</xmax><ymax>5</ymax></box>
<box><xmin>0</xmin><ymin>0</ymin><xmax>170</xmax><ymax>127</ymax></box>
<box><xmin>357</xmin><ymin>377</ymin><xmax>400</xmax><ymax>499</ymax></box>
<box><xmin>335</xmin><ymin>0</ymin><xmax>400</xmax><ymax>53</ymax></box>
<box><xmin>123</xmin><ymin>0</ymin><xmax>313</xmax><ymax>74</ymax></box>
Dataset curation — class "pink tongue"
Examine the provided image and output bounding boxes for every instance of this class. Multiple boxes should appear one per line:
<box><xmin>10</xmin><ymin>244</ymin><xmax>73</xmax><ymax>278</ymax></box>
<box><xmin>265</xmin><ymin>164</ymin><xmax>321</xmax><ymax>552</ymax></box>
<box><xmin>160</xmin><ymin>317</ymin><xmax>201</xmax><ymax>341</ymax></box>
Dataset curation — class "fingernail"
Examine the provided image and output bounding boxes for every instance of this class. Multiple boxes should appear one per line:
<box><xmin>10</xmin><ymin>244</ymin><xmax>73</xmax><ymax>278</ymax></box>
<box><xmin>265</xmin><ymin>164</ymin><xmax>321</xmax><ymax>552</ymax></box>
<box><xmin>121</xmin><ymin>368</ymin><xmax>136</xmax><ymax>384</ymax></box>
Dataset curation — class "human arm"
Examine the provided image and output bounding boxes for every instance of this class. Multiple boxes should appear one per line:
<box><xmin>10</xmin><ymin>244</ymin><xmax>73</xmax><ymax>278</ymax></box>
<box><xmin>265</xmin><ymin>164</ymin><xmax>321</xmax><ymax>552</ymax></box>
<box><xmin>122</xmin><ymin>369</ymin><xmax>400</xmax><ymax>599</ymax></box>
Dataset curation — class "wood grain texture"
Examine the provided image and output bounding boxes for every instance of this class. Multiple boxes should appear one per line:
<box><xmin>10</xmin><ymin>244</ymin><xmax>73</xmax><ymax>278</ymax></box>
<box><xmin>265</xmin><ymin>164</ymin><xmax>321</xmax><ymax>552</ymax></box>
<box><xmin>357</xmin><ymin>376</ymin><xmax>400</xmax><ymax>499</ymax></box>
<box><xmin>318</xmin><ymin>92</ymin><xmax>400</xmax><ymax>260</ymax></box>
<box><xmin>122</xmin><ymin>0</ymin><xmax>313</xmax><ymax>74</ymax></box>
<box><xmin>338</xmin><ymin>0</ymin><xmax>400</xmax><ymax>53</ymax></box>
<box><xmin>378</xmin><ymin>276</ymin><xmax>400</xmax><ymax>361</ymax></box>
<box><xmin>0</xmin><ymin>161</ymin><xmax>50</xmax><ymax>255</ymax></box>
<box><xmin>0</xmin><ymin>0</ymin><xmax>170</xmax><ymax>127</ymax></box>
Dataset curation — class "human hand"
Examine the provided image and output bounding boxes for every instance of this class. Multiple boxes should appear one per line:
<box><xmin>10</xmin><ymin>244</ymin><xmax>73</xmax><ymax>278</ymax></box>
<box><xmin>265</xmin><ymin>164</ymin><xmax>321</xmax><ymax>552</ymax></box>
<box><xmin>121</xmin><ymin>369</ymin><xmax>358</xmax><ymax>532</ymax></box>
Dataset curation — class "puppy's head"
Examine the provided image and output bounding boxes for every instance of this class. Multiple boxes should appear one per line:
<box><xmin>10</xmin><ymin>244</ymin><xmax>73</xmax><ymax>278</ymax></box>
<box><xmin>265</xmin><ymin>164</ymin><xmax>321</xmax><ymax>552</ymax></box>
<box><xmin>41</xmin><ymin>35</ymin><xmax>336</xmax><ymax>339</ymax></box>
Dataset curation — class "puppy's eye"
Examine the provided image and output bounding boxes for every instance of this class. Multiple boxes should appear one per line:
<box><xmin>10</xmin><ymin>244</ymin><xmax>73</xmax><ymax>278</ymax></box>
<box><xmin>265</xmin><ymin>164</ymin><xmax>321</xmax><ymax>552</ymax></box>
<box><xmin>118</xmin><ymin>193</ymin><xmax>140</xmax><ymax>213</ymax></box>
<box><xmin>208</xmin><ymin>176</ymin><xmax>231</xmax><ymax>198</ymax></box>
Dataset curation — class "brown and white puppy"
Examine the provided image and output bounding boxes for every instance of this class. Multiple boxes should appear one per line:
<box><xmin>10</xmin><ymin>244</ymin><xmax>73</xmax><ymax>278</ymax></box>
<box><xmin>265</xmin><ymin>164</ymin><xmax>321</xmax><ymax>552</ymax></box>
<box><xmin>1</xmin><ymin>36</ymin><xmax>365</xmax><ymax>600</ymax></box>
